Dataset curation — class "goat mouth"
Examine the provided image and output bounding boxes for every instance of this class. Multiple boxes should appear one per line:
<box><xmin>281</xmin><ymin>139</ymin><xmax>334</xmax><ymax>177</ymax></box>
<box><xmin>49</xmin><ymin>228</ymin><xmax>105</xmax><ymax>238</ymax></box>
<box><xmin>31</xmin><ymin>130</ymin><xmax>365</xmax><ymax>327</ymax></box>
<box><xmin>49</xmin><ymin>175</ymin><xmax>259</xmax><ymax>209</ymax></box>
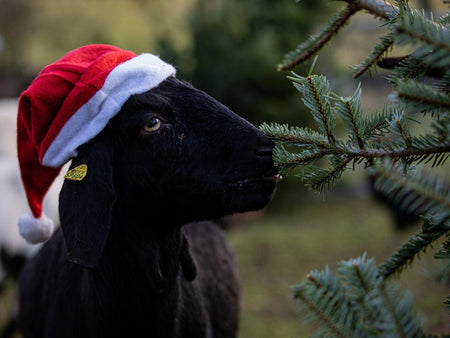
<box><xmin>226</xmin><ymin>174</ymin><xmax>281</xmax><ymax>189</ymax></box>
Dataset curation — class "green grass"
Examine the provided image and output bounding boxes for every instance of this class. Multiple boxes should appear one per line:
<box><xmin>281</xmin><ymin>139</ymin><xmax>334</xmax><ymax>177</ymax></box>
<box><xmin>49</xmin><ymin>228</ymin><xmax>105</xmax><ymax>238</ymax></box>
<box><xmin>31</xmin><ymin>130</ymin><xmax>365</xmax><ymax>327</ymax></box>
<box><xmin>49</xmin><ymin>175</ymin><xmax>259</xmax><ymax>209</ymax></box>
<box><xmin>1</xmin><ymin>195</ymin><xmax>448</xmax><ymax>337</ymax></box>
<box><xmin>228</xmin><ymin>195</ymin><xmax>449</xmax><ymax>337</ymax></box>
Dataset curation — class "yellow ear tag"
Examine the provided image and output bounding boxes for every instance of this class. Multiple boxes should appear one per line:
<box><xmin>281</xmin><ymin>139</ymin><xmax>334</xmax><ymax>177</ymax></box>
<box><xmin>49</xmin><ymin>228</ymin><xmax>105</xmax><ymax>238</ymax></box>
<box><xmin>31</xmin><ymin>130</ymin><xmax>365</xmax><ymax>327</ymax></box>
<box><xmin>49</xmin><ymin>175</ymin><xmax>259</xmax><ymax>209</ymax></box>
<box><xmin>64</xmin><ymin>164</ymin><xmax>87</xmax><ymax>181</ymax></box>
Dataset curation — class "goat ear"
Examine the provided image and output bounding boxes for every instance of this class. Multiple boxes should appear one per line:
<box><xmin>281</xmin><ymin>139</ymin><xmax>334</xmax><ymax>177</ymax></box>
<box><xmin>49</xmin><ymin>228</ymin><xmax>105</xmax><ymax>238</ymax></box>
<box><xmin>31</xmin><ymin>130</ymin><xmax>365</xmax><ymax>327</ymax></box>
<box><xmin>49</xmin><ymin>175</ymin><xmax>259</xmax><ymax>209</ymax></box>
<box><xmin>180</xmin><ymin>233</ymin><xmax>197</xmax><ymax>281</ymax></box>
<box><xmin>59</xmin><ymin>135</ymin><xmax>115</xmax><ymax>269</ymax></box>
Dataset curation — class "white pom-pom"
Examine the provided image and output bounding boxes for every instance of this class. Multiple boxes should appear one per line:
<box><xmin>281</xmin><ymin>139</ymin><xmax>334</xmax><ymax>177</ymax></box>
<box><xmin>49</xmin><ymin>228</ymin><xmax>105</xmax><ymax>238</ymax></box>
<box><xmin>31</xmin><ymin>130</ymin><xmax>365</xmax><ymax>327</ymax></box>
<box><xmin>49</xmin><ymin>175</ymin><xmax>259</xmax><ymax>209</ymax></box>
<box><xmin>18</xmin><ymin>212</ymin><xmax>54</xmax><ymax>244</ymax></box>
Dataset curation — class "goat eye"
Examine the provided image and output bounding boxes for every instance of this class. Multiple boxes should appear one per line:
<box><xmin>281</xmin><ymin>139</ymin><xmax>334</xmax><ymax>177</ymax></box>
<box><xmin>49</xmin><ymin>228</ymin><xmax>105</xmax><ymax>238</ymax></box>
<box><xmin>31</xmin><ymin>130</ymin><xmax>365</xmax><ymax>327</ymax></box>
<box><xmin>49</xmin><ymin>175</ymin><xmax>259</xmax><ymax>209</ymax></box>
<box><xmin>143</xmin><ymin>118</ymin><xmax>162</xmax><ymax>133</ymax></box>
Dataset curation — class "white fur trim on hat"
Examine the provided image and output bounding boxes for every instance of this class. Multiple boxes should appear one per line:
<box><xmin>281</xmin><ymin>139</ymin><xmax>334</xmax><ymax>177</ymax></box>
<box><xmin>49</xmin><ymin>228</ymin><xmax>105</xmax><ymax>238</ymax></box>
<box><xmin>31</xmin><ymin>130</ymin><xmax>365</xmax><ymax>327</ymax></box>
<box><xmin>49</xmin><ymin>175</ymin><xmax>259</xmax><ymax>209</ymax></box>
<box><xmin>18</xmin><ymin>212</ymin><xmax>54</xmax><ymax>244</ymax></box>
<box><xmin>42</xmin><ymin>53</ymin><xmax>176</xmax><ymax>167</ymax></box>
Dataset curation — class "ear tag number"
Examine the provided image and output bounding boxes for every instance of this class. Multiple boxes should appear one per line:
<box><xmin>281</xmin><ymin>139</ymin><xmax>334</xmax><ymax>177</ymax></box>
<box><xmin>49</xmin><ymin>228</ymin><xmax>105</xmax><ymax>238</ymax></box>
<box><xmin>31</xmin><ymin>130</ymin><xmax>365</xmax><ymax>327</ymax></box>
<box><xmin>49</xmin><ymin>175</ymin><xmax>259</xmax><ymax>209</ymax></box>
<box><xmin>64</xmin><ymin>164</ymin><xmax>87</xmax><ymax>181</ymax></box>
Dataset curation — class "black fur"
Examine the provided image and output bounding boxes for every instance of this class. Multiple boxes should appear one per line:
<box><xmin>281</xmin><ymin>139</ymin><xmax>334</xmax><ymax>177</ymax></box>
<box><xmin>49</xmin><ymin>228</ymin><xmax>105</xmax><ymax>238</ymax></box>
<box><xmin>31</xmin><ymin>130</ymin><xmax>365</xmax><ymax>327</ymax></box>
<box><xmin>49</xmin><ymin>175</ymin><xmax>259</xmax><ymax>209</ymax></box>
<box><xmin>0</xmin><ymin>248</ymin><xmax>26</xmax><ymax>338</ymax></box>
<box><xmin>18</xmin><ymin>77</ymin><xmax>277</xmax><ymax>338</ymax></box>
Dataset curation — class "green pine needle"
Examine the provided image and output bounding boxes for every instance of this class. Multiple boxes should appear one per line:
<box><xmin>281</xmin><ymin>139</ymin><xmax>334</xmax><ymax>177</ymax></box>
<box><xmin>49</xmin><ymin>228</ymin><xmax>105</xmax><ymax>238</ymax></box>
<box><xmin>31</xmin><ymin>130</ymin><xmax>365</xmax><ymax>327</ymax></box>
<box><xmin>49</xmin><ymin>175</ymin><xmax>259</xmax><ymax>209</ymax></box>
<box><xmin>379</xmin><ymin>214</ymin><xmax>450</xmax><ymax>278</ymax></box>
<box><xmin>266</xmin><ymin>2</ymin><xmax>450</xmax><ymax>334</ymax></box>
<box><xmin>259</xmin><ymin>122</ymin><xmax>327</xmax><ymax>146</ymax></box>
<box><xmin>289</xmin><ymin>73</ymin><xmax>336</xmax><ymax>143</ymax></box>
<box><xmin>352</xmin><ymin>33</ymin><xmax>395</xmax><ymax>79</ymax></box>
<box><xmin>292</xmin><ymin>255</ymin><xmax>424</xmax><ymax>337</ymax></box>
<box><xmin>395</xmin><ymin>9</ymin><xmax>450</xmax><ymax>68</ymax></box>
<box><xmin>394</xmin><ymin>79</ymin><xmax>450</xmax><ymax>114</ymax></box>
<box><xmin>278</xmin><ymin>4</ymin><xmax>360</xmax><ymax>71</ymax></box>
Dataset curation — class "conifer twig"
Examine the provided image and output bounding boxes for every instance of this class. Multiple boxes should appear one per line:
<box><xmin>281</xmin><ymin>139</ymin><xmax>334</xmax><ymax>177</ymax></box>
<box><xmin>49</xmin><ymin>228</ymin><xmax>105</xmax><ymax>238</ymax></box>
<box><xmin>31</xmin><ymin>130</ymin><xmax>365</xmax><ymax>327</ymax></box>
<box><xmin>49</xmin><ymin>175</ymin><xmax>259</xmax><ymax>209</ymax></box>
<box><xmin>344</xmin><ymin>0</ymin><xmax>396</xmax><ymax>20</ymax></box>
<box><xmin>278</xmin><ymin>4</ymin><xmax>360</xmax><ymax>71</ymax></box>
<box><xmin>353</xmin><ymin>34</ymin><xmax>395</xmax><ymax>78</ymax></box>
<box><xmin>379</xmin><ymin>218</ymin><xmax>450</xmax><ymax>278</ymax></box>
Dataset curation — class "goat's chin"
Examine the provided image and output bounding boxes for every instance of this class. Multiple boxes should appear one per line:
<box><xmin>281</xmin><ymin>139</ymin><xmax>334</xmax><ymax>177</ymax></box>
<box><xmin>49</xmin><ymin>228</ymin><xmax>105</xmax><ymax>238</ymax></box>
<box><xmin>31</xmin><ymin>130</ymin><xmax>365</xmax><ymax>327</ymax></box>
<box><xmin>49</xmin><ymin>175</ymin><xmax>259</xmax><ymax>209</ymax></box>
<box><xmin>224</xmin><ymin>179</ymin><xmax>277</xmax><ymax>213</ymax></box>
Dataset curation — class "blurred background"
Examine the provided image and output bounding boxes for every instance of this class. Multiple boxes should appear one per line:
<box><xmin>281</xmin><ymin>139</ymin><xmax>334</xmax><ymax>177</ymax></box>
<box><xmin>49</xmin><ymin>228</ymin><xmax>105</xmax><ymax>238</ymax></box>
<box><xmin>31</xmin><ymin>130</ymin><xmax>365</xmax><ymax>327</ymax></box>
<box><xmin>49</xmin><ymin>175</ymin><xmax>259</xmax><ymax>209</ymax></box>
<box><xmin>0</xmin><ymin>0</ymin><xmax>448</xmax><ymax>336</ymax></box>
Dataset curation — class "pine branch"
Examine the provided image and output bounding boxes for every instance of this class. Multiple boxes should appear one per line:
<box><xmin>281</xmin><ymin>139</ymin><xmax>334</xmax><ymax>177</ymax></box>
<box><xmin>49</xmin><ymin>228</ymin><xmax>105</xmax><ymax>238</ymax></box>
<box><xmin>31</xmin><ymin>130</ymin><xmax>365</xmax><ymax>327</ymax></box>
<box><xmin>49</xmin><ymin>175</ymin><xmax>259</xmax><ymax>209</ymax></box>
<box><xmin>360</xmin><ymin>105</ymin><xmax>391</xmax><ymax>139</ymax></box>
<box><xmin>396</xmin><ymin>10</ymin><xmax>450</xmax><ymax>54</ymax></box>
<box><xmin>263</xmin><ymin>68</ymin><xmax>450</xmax><ymax>193</ymax></box>
<box><xmin>375</xmin><ymin>162</ymin><xmax>450</xmax><ymax>278</ymax></box>
<box><xmin>434</xmin><ymin>236</ymin><xmax>450</xmax><ymax>259</ymax></box>
<box><xmin>291</xmin><ymin>266</ymin><xmax>358</xmax><ymax>337</ymax></box>
<box><xmin>270</xmin><ymin>0</ymin><xmax>450</xmax><ymax>335</ymax></box>
<box><xmin>279</xmin><ymin>0</ymin><xmax>399</xmax><ymax>73</ymax></box>
<box><xmin>259</xmin><ymin>123</ymin><xmax>328</xmax><ymax>146</ymax></box>
<box><xmin>373</xmin><ymin>161</ymin><xmax>450</xmax><ymax>218</ymax></box>
<box><xmin>274</xmin><ymin>146</ymin><xmax>327</xmax><ymax>167</ymax></box>
<box><xmin>338</xmin><ymin>254</ymin><xmax>380</xmax><ymax>298</ymax></box>
<box><xmin>394</xmin><ymin>79</ymin><xmax>450</xmax><ymax>114</ymax></box>
<box><xmin>300</xmin><ymin>156</ymin><xmax>354</xmax><ymax>192</ymax></box>
<box><xmin>376</xmin><ymin>284</ymin><xmax>412</xmax><ymax>338</ymax></box>
<box><xmin>379</xmin><ymin>214</ymin><xmax>450</xmax><ymax>278</ymax></box>
<box><xmin>271</xmin><ymin>136</ymin><xmax>450</xmax><ymax>167</ymax></box>
<box><xmin>386</xmin><ymin>55</ymin><xmax>428</xmax><ymax>83</ymax></box>
<box><xmin>445</xmin><ymin>296</ymin><xmax>450</xmax><ymax>310</ymax></box>
<box><xmin>335</xmin><ymin>86</ymin><xmax>365</xmax><ymax>148</ymax></box>
<box><xmin>343</xmin><ymin>0</ymin><xmax>397</xmax><ymax>20</ymax></box>
<box><xmin>292</xmin><ymin>255</ymin><xmax>424</xmax><ymax>336</ymax></box>
<box><xmin>382</xmin><ymin>55</ymin><xmax>447</xmax><ymax>80</ymax></box>
<box><xmin>395</xmin><ymin>10</ymin><xmax>450</xmax><ymax>68</ymax></box>
<box><xmin>278</xmin><ymin>4</ymin><xmax>360</xmax><ymax>71</ymax></box>
<box><xmin>352</xmin><ymin>33</ymin><xmax>395</xmax><ymax>79</ymax></box>
<box><xmin>290</xmin><ymin>74</ymin><xmax>337</xmax><ymax>143</ymax></box>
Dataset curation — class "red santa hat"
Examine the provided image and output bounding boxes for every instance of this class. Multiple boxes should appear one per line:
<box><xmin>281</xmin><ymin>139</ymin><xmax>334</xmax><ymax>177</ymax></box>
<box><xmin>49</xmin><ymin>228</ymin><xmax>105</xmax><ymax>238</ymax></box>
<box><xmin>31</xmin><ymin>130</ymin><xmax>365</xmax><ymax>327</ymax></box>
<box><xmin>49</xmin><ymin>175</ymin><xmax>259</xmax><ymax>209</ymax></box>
<box><xmin>17</xmin><ymin>44</ymin><xmax>176</xmax><ymax>244</ymax></box>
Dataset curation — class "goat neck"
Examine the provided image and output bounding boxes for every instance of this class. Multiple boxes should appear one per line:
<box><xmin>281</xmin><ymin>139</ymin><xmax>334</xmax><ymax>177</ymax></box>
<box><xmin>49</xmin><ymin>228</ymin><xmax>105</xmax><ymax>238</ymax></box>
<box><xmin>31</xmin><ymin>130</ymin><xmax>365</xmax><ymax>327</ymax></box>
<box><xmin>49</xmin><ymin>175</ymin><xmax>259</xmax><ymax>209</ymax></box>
<box><xmin>103</xmin><ymin>207</ymin><xmax>197</xmax><ymax>294</ymax></box>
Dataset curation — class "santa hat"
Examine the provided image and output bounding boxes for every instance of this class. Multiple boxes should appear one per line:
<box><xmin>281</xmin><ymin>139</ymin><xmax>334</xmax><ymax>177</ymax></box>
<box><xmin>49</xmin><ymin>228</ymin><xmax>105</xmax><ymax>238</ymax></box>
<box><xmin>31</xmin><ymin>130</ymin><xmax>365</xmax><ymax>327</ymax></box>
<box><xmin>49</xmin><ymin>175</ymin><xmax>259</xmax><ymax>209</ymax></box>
<box><xmin>17</xmin><ymin>44</ymin><xmax>176</xmax><ymax>244</ymax></box>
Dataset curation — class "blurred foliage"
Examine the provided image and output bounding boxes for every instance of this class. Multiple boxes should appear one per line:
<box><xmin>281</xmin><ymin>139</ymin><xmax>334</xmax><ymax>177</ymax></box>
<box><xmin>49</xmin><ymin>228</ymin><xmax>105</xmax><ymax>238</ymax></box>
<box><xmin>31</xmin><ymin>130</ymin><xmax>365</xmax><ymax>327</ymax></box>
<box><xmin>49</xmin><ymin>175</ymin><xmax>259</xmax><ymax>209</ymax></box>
<box><xmin>170</xmin><ymin>0</ymin><xmax>335</xmax><ymax>125</ymax></box>
<box><xmin>0</xmin><ymin>0</ymin><xmax>334</xmax><ymax>125</ymax></box>
<box><xmin>0</xmin><ymin>0</ymin><xmax>195</xmax><ymax>72</ymax></box>
<box><xmin>229</xmin><ymin>197</ymin><xmax>449</xmax><ymax>337</ymax></box>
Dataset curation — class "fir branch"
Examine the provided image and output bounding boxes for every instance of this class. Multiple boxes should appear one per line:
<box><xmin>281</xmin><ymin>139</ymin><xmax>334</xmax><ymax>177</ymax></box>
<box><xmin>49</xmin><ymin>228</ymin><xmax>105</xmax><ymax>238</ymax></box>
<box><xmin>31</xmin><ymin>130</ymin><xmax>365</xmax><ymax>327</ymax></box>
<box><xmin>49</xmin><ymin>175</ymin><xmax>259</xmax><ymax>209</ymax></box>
<box><xmin>387</xmin><ymin>109</ymin><xmax>413</xmax><ymax>146</ymax></box>
<box><xmin>436</xmin><ymin>72</ymin><xmax>450</xmax><ymax>94</ymax></box>
<box><xmin>394</xmin><ymin>10</ymin><xmax>450</xmax><ymax>70</ymax></box>
<box><xmin>259</xmin><ymin>123</ymin><xmax>328</xmax><ymax>146</ymax></box>
<box><xmin>394</xmin><ymin>79</ymin><xmax>450</xmax><ymax>114</ymax></box>
<box><xmin>353</xmin><ymin>33</ymin><xmax>395</xmax><ymax>79</ymax></box>
<box><xmin>307</xmin><ymin>76</ymin><xmax>336</xmax><ymax>143</ymax></box>
<box><xmin>290</xmin><ymin>74</ymin><xmax>337</xmax><ymax>143</ymax></box>
<box><xmin>396</xmin><ymin>10</ymin><xmax>450</xmax><ymax>54</ymax></box>
<box><xmin>335</xmin><ymin>86</ymin><xmax>365</xmax><ymax>149</ymax></box>
<box><xmin>434</xmin><ymin>237</ymin><xmax>450</xmax><ymax>259</ymax></box>
<box><xmin>338</xmin><ymin>254</ymin><xmax>381</xmax><ymax>299</ymax></box>
<box><xmin>438</xmin><ymin>12</ymin><xmax>450</xmax><ymax>26</ymax></box>
<box><xmin>293</xmin><ymin>255</ymin><xmax>424</xmax><ymax>336</ymax></box>
<box><xmin>291</xmin><ymin>267</ymin><xmax>353</xmax><ymax>337</ymax></box>
<box><xmin>343</xmin><ymin>0</ymin><xmax>397</xmax><ymax>20</ymax></box>
<box><xmin>301</xmin><ymin>155</ymin><xmax>354</xmax><ymax>192</ymax></box>
<box><xmin>372</xmin><ymin>162</ymin><xmax>450</xmax><ymax>243</ymax></box>
<box><xmin>360</xmin><ymin>106</ymin><xmax>391</xmax><ymax>139</ymax></box>
<box><xmin>278</xmin><ymin>4</ymin><xmax>360</xmax><ymax>71</ymax></box>
<box><xmin>293</xmin><ymin>292</ymin><xmax>348</xmax><ymax>338</ymax></box>
<box><xmin>379</xmin><ymin>215</ymin><xmax>450</xmax><ymax>278</ymax></box>
<box><xmin>349</xmin><ymin>142</ymin><xmax>450</xmax><ymax>162</ymax></box>
<box><xmin>274</xmin><ymin>146</ymin><xmax>327</xmax><ymax>167</ymax></box>
<box><xmin>364</xmin><ymin>276</ymin><xmax>423</xmax><ymax>337</ymax></box>
<box><xmin>377</xmin><ymin>284</ymin><xmax>410</xmax><ymax>338</ymax></box>
<box><xmin>270</xmin><ymin>135</ymin><xmax>450</xmax><ymax>173</ymax></box>
<box><xmin>377</xmin><ymin>55</ymin><xmax>409</xmax><ymax>70</ymax></box>
<box><xmin>272</xmin><ymin>0</ymin><xmax>450</xmax><ymax>334</ymax></box>
<box><xmin>386</xmin><ymin>55</ymin><xmax>428</xmax><ymax>84</ymax></box>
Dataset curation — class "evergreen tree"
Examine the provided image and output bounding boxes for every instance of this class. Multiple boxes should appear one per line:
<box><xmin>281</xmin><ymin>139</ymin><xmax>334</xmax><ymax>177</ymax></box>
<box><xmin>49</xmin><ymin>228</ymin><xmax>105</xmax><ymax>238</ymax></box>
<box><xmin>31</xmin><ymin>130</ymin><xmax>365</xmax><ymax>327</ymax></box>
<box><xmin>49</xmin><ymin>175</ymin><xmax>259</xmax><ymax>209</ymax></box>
<box><xmin>177</xmin><ymin>0</ymin><xmax>334</xmax><ymax>126</ymax></box>
<box><xmin>261</xmin><ymin>0</ymin><xmax>450</xmax><ymax>335</ymax></box>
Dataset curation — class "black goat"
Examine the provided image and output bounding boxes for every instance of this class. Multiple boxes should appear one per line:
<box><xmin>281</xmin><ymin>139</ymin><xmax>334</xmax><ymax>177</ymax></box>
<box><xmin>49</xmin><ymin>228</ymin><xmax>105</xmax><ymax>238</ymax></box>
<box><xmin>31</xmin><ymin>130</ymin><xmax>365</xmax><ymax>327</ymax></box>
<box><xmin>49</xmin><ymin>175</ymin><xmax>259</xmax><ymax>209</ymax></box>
<box><xmin>18</xmin><ymin>77</ymin><xmax>277</xmax><ymax>338</ymax></box>
<box><xmin>0</xmin><ymin>248</ymin><xmax>26</xmax><ymax>338</ymax></box>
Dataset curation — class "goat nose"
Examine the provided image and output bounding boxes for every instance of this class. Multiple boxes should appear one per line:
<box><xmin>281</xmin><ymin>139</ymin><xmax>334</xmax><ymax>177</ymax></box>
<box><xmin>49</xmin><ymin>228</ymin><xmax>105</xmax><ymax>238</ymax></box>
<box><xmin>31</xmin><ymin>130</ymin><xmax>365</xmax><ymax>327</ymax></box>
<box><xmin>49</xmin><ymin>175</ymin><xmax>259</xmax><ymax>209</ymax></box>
<box><xmin>255</xmin><ymin>144</ymin><xmax>273</xmax><ymax>159</ymax></box>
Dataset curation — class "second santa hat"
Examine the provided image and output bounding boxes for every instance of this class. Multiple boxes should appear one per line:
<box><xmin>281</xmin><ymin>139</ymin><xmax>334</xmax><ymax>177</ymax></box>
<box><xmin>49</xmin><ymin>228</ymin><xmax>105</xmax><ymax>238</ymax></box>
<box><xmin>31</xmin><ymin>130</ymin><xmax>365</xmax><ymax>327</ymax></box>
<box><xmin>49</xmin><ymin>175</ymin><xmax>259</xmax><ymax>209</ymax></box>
<box><xmin>17</xmin><ymin>44</ymin><xmax>176</xmax><ymax>244</ymax></box>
